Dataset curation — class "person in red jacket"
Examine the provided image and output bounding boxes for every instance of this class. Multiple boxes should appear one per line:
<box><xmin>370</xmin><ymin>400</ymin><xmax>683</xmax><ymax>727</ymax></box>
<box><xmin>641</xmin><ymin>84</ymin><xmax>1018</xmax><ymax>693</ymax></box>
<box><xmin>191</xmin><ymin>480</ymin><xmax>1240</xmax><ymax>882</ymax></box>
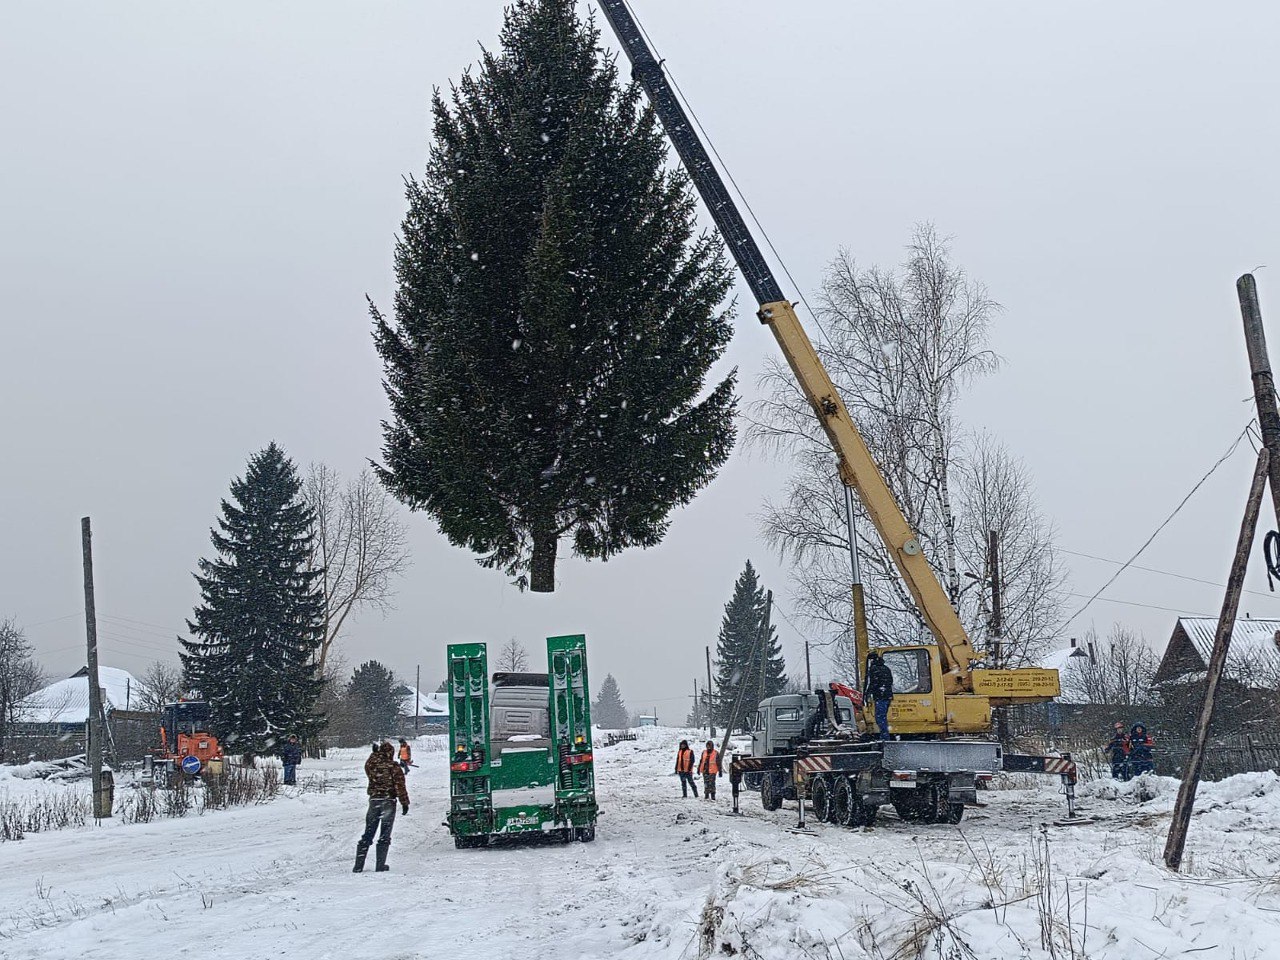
<box><xmin>697</xmin><ymin>740</ymin><xmax>721</xmax><ymax>800</ymax></box>
<box><xmin>675</xmin><ymin>740</ymin><xmax>697</xmax><ymax>798</ymax></box>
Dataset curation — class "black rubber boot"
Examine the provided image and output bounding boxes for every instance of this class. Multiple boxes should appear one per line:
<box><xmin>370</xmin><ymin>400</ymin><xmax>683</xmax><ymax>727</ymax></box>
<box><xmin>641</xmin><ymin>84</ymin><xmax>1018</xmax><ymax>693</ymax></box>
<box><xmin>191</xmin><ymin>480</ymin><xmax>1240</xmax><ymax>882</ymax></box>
<box><xmin>353</xmin><ymin>842</ymin><xmax>369</xmax><ymax>873</ymax></box>
<box><xmin>375</xmin><ymin>843</ymin><xmax>390</xmax><ymax>872</ymax></box>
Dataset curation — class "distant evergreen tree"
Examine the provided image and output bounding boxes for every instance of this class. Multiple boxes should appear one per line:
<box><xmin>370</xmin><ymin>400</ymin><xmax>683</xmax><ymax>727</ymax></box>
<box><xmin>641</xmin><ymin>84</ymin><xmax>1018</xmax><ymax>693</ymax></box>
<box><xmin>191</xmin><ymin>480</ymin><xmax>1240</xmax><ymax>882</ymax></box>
<box><xmin>373</xmin><ymin>0</ymin><xmax>737</xmax><ymax>593</ymax></box>
<box><xmin>346</xmin><ymin>661</ymin><xmax>402</xmax><ymax>741</ymax></box>
<box><xmin>592</xmin><ymin>673</ymin><xmax>629</xmax><ymax>729</ymax></box>
<box><xmin>713</xmin><ymin>561</ymin><xmax>786</xmax><ymax>730</ymax></box>
<box><xmin>180</xmin><ymin>443</ymin><xmax>326</xmax><ymax>761</ymax></box>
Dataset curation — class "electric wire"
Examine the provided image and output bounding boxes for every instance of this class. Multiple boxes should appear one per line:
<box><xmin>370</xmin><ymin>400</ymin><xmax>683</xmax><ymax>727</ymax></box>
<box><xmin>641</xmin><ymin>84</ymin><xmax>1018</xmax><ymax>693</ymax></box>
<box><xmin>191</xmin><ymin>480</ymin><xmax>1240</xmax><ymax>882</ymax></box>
<box><xmin>1059</xmin><ymin>424</ymin><xmax>1254</xmax><ymax>632</ymax></box>
<box><xmin>1060</xmin><ymin>548</ymin><xmax>1280</xmax><ymax>604</ymax></box>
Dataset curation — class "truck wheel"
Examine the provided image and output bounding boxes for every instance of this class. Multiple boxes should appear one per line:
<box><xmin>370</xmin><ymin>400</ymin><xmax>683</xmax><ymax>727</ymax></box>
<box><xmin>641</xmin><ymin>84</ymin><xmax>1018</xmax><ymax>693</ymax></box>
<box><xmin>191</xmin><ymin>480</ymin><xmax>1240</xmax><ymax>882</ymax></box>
<box><xmin>810</xmin><ymin>776</ymin><xmax>832</xmax><ymax>822</ymax></box>
<box><xmin>761</xmin><ymin>772</ymin><xmax>784</xmax><ymax>811</ymax></box>
<box><xmin>892</xmin><ymin>791</ymin><xmax>929</xmax><ymax>823</ymax></box>
<box><xmin>575</xmin><ymin>826</ymin><xmax>596</xmax><ymax>842</ymax></box>
<box><xmin>945</xmin><ymin>803</ymin><xmax>964</xmax><ymax>825</ymax></box>
<box><xmin>832</xmin><ymin>777</ymin><xmax>854</xmax><ymax>826</ymax></box>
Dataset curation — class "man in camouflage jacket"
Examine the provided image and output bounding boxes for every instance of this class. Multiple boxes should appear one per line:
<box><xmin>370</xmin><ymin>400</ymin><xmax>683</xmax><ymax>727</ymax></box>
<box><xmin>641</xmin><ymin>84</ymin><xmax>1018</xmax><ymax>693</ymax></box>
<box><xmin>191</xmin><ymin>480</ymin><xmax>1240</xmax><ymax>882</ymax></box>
<box><xmin>354</xmin><ymin>741</ymin><xmax>410</xmax><ymax>873</ymax></box>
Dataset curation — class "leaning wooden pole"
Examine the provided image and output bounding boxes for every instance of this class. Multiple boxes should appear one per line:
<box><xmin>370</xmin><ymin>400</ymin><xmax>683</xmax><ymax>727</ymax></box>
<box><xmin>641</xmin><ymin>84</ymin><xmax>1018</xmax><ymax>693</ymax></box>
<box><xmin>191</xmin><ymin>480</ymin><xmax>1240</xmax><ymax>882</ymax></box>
<box><xmin>1239</xmin><ymin>274</ymin><xmax>1280</xmax><ymax>527</ymax></box>
<box><xmin>1163</xmin><ymin>448</ymin><xmax>1268</xmax><ymax>870</ymax></box>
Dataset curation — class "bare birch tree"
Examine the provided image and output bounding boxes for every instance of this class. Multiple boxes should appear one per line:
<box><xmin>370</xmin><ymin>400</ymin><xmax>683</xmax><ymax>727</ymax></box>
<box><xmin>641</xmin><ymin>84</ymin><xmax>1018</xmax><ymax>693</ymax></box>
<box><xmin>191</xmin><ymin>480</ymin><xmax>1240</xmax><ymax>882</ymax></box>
<box><xmin>1060</xmin><ymin>625</ymin><xmax>1159</xmax><ymax>706</ymax></box>
<box><xmin>495</xmin><ymin>638</ymin><xmax>530</xmax><ymax>673</ymax></box>
<box><xmin>752</xmin><ymin>226</ymin><xmax>1063</xmax><ymax>674</ymax></box>
<box><xmin>0</xmin><ymin>619</ymin><xmax>44</xmax><ymax>762</ymax></box>
<box><xmin>134</xmin><ymin>660</ymin><xmax>184</xmax><ymax>713</ymax></box>
<box><xmin>305</xmin><ymin>465</ymin><xmax>412</xmax><ymax>679</ymax></box>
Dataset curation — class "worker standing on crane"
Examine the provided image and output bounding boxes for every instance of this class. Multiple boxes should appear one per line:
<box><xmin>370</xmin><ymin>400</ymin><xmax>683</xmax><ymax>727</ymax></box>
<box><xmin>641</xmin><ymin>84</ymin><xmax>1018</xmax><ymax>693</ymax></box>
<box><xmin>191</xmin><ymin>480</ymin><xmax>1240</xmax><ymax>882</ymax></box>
<box><xmin>865</xmin><ymin>652</ymin><xmax>894</xmax><ymax>741</ymax></box>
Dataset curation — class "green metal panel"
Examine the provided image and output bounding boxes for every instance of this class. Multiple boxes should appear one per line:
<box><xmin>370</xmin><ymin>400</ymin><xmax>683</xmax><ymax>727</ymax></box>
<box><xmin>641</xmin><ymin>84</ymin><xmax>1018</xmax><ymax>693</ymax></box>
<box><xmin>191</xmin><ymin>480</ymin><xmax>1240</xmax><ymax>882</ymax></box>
<box><xmin>548</xmin><ymin>634</ymin><xmax>591</xmax><ymax>747</ymax></box>
<box><xmin>548</xmin><ymin>634</ymin><xmax>595</xmax><ymax>813</ymax></box>
<box><xmin>489</xmin><ymin>747</ymin><xmax>553</xmax><ymax>791</ymax></box>
<box><xmin>447</xmin><ymin>642</ymin><xmax>489</xmax><ymax>757</ymax></box>
<box><xmin>446</xmin><ymin>643</ymin><xmax>493</xmax><ymax>839</ymax></box>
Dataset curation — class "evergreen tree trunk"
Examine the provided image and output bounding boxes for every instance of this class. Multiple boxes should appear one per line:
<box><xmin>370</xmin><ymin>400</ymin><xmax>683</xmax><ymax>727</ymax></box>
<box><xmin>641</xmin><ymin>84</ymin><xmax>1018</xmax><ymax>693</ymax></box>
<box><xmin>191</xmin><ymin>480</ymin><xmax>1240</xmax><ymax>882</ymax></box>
<box><xmin>530</xmin><ymin>522</ymin><xmax>558</xmax><ymax>593</ymax></box>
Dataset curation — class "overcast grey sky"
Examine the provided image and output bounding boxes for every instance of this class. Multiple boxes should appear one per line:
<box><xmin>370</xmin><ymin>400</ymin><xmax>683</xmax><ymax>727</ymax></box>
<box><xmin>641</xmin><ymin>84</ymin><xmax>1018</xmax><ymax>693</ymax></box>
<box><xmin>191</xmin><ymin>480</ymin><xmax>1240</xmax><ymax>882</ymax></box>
<box><xmin>4</xmin><ymin>2</ymin><xmax>1280</xmax><ymax>713</ymax></box>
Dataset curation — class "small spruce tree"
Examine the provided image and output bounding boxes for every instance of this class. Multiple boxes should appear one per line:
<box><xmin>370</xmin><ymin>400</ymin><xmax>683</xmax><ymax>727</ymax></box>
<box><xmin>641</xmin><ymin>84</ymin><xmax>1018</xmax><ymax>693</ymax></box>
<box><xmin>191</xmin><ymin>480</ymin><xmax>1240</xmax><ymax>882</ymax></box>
<box><xmin>592</xmin><ymin>673</ymin><xmax>629</xmax><ymax>729</ymax></box>
<box><xmin>346</xmin><ymin>660</ymin><xmax>402</xmax><ymax>742</ymax></box>
<box><xmin>713</xmin><ymin>561</ymin><xmax>786</xmax><ymax>730</ymax></box>
<box><xmin>180</xmin><ymin>443</ymin><xmax>326</xmax><ymax>762</ymax></box>
<box><xmin>373</xmin><ymin>0</ymin><xmax>737</xmax><ymax>592</ymax></box>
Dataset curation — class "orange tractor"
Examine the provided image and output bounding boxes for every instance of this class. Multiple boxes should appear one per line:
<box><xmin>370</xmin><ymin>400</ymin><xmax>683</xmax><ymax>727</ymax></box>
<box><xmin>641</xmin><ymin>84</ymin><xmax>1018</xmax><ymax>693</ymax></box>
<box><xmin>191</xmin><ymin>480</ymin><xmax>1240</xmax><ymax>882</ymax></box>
<box><xmin>147</xmin><ymin>699</ymin><xmax>225</xmax><ymax>786</ymax></box>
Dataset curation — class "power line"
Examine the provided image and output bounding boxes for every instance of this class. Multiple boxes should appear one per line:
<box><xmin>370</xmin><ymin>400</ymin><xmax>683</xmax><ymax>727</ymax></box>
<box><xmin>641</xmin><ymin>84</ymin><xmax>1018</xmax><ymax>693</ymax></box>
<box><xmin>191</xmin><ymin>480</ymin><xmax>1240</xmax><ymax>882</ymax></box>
<box><xmin>1061</xmin><ymin>548</ymin><xmax>1280</xmax><ymax>604</ymax></box>
<box><xmin>1061</xmin><ymin>592</ymin><xmax>1217</xmax><ymax>618</ymax></box>
<box><xmin>1060</xmin><ymin>424</ymin><xmax>1253</xmax><ymax>631</ymax></box>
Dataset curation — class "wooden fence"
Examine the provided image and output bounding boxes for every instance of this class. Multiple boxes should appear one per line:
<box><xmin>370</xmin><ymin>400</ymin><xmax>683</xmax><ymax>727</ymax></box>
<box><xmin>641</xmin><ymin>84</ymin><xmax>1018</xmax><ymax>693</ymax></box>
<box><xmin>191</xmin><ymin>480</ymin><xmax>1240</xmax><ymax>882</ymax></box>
<box><xmin>1032</xmin><ymin>732</ymin><xmax>1280</xmax><ymax>782</ymax></box>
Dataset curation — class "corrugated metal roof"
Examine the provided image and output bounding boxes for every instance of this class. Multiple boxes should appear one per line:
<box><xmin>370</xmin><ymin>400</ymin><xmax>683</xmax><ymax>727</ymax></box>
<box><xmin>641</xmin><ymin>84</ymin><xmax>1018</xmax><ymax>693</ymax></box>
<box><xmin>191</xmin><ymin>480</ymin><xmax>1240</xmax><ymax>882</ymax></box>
<box><xmin>18</xmin><ymin>666</ymin><xmax>141</xmax><ymax>724</ymax></box>
<box><xmin>1176</xmin><ymin>617</ymin><xmax>1280</xmax><ymax>673</ymax></box>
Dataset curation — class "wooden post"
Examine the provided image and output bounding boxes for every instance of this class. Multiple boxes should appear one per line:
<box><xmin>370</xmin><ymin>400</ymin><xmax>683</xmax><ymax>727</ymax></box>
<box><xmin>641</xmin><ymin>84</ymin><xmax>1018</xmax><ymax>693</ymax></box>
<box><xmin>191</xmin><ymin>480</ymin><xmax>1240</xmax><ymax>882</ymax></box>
<box><xmin>989</xmin><ymin>530</ymin><xmax>1008</xmax><ymax>743</ymax></box>
<box><xmin>705</xmin><ymin>646</ymin><xmax>716</xmax><ymax>740</ymax></box>
<box><xmin>720</xmin><ymin>591</ymin><xmax>772</xmax><ymax>762</ymax></box>
<box><xmin>804</xmin><ymin>641</ymin><xmax>812</xmax><ymax>692</ymax></box>
<box><xmin>81</xmin><ymin>517</ymin><xmax>112</xmax><ymax>819</ymax></box>
<box><xmin>1239</xmin><ymin>274</ymin><xmax>1280</xmax><ymax>527</ymax></box>
<box><xmin>1164</xmin><ymin>448</ymin><xmax>1268</xmax><ymax>870</ymax></box>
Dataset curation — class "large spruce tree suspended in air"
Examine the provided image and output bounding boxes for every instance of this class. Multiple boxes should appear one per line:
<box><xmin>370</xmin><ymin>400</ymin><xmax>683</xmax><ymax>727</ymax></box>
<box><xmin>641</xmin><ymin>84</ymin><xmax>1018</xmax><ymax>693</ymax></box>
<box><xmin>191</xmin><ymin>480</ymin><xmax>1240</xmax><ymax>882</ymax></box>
<box><xmin>180</xmin><ymin>443</ymin><xmax>326</xmax><ymax>760</ymax></box>
<box><xmin>373</xmin><ymin>0</ymin><xmax>737</xmax><ymax>592</ymax></box>
<box><xmin>714</xmin><ymin>561</ymin><xmax>786</xmax><ymax>729</ymax></box>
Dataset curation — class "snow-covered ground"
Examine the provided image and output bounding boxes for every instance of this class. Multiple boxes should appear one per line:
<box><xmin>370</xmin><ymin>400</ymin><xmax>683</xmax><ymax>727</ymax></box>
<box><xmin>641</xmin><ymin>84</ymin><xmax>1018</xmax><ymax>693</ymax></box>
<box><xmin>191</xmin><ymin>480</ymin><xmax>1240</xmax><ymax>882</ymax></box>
<box><xmin>2</xmin><ymin>729</ymin><xmax>1279</xmax><ymax>959</ymax></box>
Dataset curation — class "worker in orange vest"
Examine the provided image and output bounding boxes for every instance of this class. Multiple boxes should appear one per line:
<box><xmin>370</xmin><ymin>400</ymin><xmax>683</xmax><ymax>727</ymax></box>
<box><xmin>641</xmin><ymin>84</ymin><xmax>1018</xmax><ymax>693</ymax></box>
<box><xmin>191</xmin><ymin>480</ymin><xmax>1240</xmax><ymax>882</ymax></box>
<box><xmin>397</xmin><ymin>738</ymin><xmax>413</xmax><ymax>776</ymax></box>
<box><xmin>674</xmin><ymin>740</ymin><xmax>698</xmax><ymax>798</ymax></box>
<box><xmin>697</xmin><ymin>740</ymin><xmax>721</xmax><ymax>800</ymax></box>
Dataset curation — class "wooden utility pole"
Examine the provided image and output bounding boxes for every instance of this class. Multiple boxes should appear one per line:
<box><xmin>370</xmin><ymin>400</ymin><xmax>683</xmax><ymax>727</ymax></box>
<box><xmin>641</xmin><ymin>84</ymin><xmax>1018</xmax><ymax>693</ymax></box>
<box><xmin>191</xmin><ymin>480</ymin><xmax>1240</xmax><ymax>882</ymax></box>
<box><xmin>1239</xmin><ymin>273</ymin><xmax>1280</xmax><ymax>527</ymax></box>
<box><xmin>1164</xmin><ymin>448</ymin><xmax>1269</xmax><ymax>870</ymax></box>
<box><xmin>81</xmin><ymin>517</ymin><xmax>112</xmax><ymax>819</ymax></box>
<box><xmin>705</xmin><ymin>646</ymin><xmax>715</xmax><ymax>740</ymax></box>
<box><xmin>720</xmin><ymin>591</ymin><xmax>773</xmax><ymax>761</ymax></box>
<box><xmin>988</xmin><ymin>530</ymin><xmax>1007</xmax><ymax>743</ymax></box>
<box><xmin>804</xmin><ymin>641</ymin><xmax>812</xmax><ymax>692</ymax></box>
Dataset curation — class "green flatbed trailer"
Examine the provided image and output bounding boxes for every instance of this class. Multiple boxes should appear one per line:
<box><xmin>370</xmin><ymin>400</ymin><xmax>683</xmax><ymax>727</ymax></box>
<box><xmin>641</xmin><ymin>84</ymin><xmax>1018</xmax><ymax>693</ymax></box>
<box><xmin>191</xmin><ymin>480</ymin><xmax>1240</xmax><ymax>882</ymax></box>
<box><xmin>446</xmin><ymin>634</ymin><xmax>598</xmax><ymax>848</ymax></box>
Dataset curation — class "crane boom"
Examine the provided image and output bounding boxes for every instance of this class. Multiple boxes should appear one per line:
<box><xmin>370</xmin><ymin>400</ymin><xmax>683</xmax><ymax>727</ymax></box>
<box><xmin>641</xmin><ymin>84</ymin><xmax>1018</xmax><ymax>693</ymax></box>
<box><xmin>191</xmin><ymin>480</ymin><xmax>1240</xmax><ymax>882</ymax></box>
<box><xmin>597</xmin><ymin>0</ymin><xmax>979</xmax><ymax>687</ymax></box>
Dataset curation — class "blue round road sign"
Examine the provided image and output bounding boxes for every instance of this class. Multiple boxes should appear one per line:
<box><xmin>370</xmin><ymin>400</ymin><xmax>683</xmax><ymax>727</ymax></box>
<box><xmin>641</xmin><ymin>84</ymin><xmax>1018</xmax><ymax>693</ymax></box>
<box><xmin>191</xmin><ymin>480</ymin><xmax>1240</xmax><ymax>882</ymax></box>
<box><xmin>181</xmin><ymin>755</ymin><xmax>202</xmax><ymax>775</ymax></box>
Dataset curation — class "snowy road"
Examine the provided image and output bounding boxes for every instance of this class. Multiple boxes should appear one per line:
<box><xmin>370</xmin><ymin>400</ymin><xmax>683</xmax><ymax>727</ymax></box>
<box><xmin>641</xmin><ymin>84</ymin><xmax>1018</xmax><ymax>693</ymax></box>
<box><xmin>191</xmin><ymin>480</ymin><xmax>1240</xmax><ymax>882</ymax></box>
<box><xmin>4</xmin><ymin>731</ymin><xmax>1280</xmax><ymax>959</ymax></box>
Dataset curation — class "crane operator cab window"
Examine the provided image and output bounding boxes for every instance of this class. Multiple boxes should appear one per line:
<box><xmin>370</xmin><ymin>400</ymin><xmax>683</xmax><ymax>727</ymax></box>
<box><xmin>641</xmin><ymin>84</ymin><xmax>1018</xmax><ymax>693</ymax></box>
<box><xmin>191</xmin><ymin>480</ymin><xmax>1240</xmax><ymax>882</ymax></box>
<box><xmin>879</xmin><ymin>649</ymin><xmax>932</xmax><ymax>695</ymax></box>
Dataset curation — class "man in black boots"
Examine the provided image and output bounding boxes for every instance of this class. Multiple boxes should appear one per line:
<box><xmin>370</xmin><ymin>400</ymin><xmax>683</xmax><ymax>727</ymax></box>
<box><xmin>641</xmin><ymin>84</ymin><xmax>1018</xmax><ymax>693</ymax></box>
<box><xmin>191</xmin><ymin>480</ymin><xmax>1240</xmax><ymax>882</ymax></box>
<box><xmin>354</xmin><ymin>741</ymin><xmax>410</xmax><ymax>873</ymax></box>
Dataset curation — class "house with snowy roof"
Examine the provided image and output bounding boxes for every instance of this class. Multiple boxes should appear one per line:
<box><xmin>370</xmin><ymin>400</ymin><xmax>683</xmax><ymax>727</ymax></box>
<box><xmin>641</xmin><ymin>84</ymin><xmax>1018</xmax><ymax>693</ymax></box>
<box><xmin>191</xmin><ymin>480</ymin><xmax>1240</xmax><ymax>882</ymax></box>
<box><xmin>1154</xmin><ymin>617</ymin><xmax>1280</xmax><ymax>688</ymax></box>
<box><xmin>19</xmin><ymin>665</ymin><xmax>142</xmax><ymax>728</ymax></box>
<box><xmin>398</xmin><ymin>682</ymin><xmax>448</xmax><ymax>729</ymax></box>
<box><xmin>1040</xmin><ymin>638</ymin><xmax>1096</xmax><ymax>704</ymax></box>
<box><xmin>1154</xmin><ymin>617</ymin><xmax>1280</xmax><ymax>734</ymax></box>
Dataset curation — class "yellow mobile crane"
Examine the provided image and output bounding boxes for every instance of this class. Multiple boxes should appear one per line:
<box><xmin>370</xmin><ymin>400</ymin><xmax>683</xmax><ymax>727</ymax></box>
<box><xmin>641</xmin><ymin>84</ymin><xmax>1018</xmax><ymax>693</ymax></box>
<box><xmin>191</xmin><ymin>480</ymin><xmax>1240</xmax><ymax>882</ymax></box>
<box><xmin>599</xmin><ymin>2</ymin><xmax>1078</xmax><ymax>827</ymax></box>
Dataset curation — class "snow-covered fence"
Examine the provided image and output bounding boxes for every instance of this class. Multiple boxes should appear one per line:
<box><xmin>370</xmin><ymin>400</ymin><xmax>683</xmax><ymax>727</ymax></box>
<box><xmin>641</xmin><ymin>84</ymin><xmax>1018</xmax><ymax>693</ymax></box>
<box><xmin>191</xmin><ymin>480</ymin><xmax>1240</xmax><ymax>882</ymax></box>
<box><xmin>1043</xmin><ymin>731</ymin><xmax>1280</xmax><ymax>781</ymax></box>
